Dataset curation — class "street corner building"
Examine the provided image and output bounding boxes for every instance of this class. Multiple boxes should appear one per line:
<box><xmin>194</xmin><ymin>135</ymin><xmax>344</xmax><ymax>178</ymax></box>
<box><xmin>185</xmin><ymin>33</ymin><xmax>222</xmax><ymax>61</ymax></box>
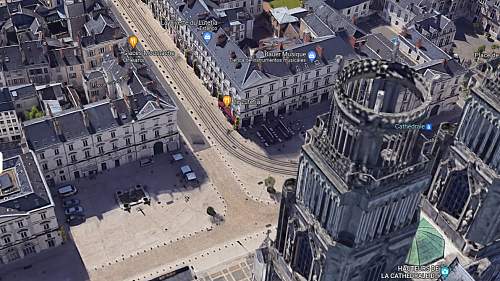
<box><xmin>254</xmin><ymin>59</ymin><xmax>438</xmax><ymax>281</ymax></box>
<box><xmin>0</xmin><ymin>151</ymin><xmax>63</xmax><ymax>265</ymax></box>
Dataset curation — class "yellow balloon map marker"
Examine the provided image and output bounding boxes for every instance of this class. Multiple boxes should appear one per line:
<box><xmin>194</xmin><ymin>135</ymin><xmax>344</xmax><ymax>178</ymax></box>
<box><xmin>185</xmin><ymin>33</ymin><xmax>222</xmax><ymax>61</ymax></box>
<box><xmin>223</xmin><ymin>95</ymin><xmax>231</xmax><ymax>107</ymax></box>
<box><xmin>128</xmin><ymin>35</ymin><xmax>138</xmax><ymax>48</ymax></box>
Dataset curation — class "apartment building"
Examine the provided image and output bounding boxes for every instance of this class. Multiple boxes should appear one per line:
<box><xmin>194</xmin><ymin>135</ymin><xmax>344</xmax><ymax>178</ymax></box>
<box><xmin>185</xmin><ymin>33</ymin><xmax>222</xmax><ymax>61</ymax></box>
<box><xmin>412</xmin><ymin>11</ymin><xmax>455</xmax><ymax>52</ymax></box>
<box><xmin>329</xmin><ymin>0</ymin><xmax>371</xmax><ymax>19</ymax></box>
<box><xmin>80</xmin><ymin>13</ymin><xmax>126</xmax><ymax>71</ymax></box>
<box><xmin>0</xmin><ymin>151</ymin><xmax>63</xmax><ymax>265</ymax></box>
<box><xmin>148</xmin><ymin>0</ymin><xmax>359</xmax><ymax>127</ymax></box>
<box><xmin>0</xmin><ymin>88</ymin><xmax>21</xmax><ymax>142</ymax></box>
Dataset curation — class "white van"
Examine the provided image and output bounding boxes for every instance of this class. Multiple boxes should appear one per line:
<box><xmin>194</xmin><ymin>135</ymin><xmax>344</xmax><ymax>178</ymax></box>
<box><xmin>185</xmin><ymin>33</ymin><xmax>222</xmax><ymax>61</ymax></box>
<box><xmin>57</xmin><ymin>185</ymin><xmax>77</xmax><ymax>197</ymax></box>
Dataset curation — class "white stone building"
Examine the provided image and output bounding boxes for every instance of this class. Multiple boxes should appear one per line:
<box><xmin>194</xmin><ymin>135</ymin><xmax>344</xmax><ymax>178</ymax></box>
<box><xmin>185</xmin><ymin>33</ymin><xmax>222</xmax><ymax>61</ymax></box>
<box><xmin>0</xmin><ymin>151</ymin><xmax>63</xmax><ymax>265</ymax></box>
<box><xmin>330</xmin><ymin>0</ymin><xmax>371</xmax><ymax>19</ymax></box>
<box><xmin>23</xmin><ymin>92</ymin><xmax>179</xmax><ymax>186</ymax></box>
<box><xmin>148</xmin><ymin>0</ymin><xmax>359</xmax><ymax>128</ymax></box>
<box><xmin>0</xmin><ymin>89</ymin><xmax>21</xmax><ymax>143</ymax></box>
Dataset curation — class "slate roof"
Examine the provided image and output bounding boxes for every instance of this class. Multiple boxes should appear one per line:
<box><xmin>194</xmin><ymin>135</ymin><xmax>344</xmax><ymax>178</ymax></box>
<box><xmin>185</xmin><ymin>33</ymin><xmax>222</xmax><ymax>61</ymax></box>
<box><xmin>399</xmin><ymin>27</ymin><xmax>451</xmax><ymax>60</ymax></box>
<box><xmin>327</xmin><ymin>0</ymin><xmax>370</xmax><ymax>10</ymax></box>
<box><xmin>414</xmin><ymin>58</ymin><xmax>466</xmax><ymax>77</ymax></box>
<box><xmin>21</xmin><ymin>40</ymin><xmax>48</xmax><ymax>66</ymax></box>
<box><xmin>36</xmin><ymin>83</ymin><xmax>65</xmax><ymax>101</ymax></box>
<box><xmin>301</xmin><ymin>13</ymin><xmax>334</xmax><ymax>37</ymax></box>
<box><xmin>0</xmin><ymin>151</ymin><xmax>53</xmax><ymax>217</ymax></box>
<box><xmin>355</xmin><ymin>33</ymin><xmax>415</xmax><ymax>65</ymax></box>
<box><xmin>48</xmin><ymin>47</ymin><xmax>83</xmax><ymax>67</ymax></box>
<box><xmin>80</xmin><ymin>14</ymin><xmax>125</xmax><ymax>47</ymax></box>
<box><xmin>0</xmin><ymin>88</ymin><xmax>15</xmax><ymax>111</ymax></box>
<box><xmin>305</xmin><ymin>0</ymin><xmax>366</xmax><ymax>38</ymax></box>
<box><xmin>0</xmin><ymin>45</ymin><xmax>24</xmax><ymax>71</ymax></box>
<box><xmin>414</xmin><ymin>11</ymin><xmax>453</xmax><ymax>36</ymax></box>
<box><xmin>7</xmin><ymin>84</ymin><xmax>37</xmax><ymax>101</ymax></box>
<box><xmin>23</xmin><ymin>117</ymin><xmax>62</xmax><ymax>150</ymax></box>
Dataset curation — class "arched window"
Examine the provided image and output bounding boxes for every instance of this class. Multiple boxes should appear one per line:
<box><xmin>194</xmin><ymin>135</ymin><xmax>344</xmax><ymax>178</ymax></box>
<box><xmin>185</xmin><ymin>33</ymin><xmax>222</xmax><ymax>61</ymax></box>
<box><xmin>442</xmin><ymin>173</ymin><xmax>470</xmax><ymax>219</ymax></box>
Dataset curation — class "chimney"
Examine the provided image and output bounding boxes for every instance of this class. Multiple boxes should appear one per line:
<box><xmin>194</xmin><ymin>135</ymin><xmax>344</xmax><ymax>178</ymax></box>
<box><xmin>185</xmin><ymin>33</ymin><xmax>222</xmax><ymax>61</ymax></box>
<box><xmin>53</xmin><ymin>118</ymin><xmax>63</xmax><ymax>137</ymax></box>
<box><xmin>82</xmin><ymin>110</ymin><xmax>90</xmax><ymax>129</ymax></box>
<box><xmin>155</xmin><ymin>95</ymin><xmax>161</xmax><ymax>107</ymax></box>
<box><xmin>315</xmin><ymin>45</ymin><xmax>323</xmax><ymax>60</ymax></box>
<box><xmin>348</xmin><ymin>36</ymin><xmax>356</xmax><ymax>48</ymax></box>
<box><xmin>416</xmin><ymin>38</ymin><xmax>423</xmax><ymax>49</ymax></box>
<box><xmin>303</xmin><ymin>32</ymin><xmax>311</xmax><ymax>43</ymax></box>
<box><xmin>110</xmin><ymin>102</ymin><xmax>118</xmax><ymax>119</ymax></box>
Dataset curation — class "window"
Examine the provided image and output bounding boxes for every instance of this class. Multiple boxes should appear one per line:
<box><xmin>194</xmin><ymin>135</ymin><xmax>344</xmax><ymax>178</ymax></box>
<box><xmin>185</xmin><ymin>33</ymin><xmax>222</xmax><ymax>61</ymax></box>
<box><xmin>20</xmin><ymin>231</ymin><xmax>28</xmax><ymax>239</ymax></box>
<box><xmin>303</xmin><ymin>83</ymin><xmax>308</xmax><ymax>92</ymax></box>
<box><xmin>42</xmin><ymin>163</ymin><xmax>48</xmax><ymax>171</ymax></box>
<box><xmin>245</xmin><ymin>91</ymin><xmax>250</xmax><ymax>98</ymax></box>
<box><xmin>141</xmin><ymin>134</ymin><xmax>146</xmax><ymax>142</ymax></box>
<box><xmin>155</xmin><ymin>130</ymin><xmax>160</xmax><ymax>137</ymax></box>
<box><xmin>17</xmin><ymin>221</ymin><xmax>23</xmax><ymax>228</ymax></box>
<box><xmin>3</xmin><ymin>236</ymin><xmax>11</xmax><ymax>244</ymax></box>
<box><xmin>294</xmin><ymin>76</ymin><xmax>298</xmax><ymax>83</ymax></box>
<box><xmin>41</xmin><ymin>213</ymin><xmax>46</xmax><ymax>220</ymax></box>
<box><xmin>43</xmin><ymin>223</ymin><xmax>50</xmax><ymax>230</ymax></box>
<box><xmin>111</xmin><ymin>131</ymin><xmax>116</xmax><ymax>138</ymax></box>
<box><xmin>23</xmin><ymin>244</ymin><xmax>36</xmax><ymax>256</ymax></box>
<box><xmin>281</xmin><ymin>90</ymin><xmax>286</xmax><ymax>98</ymax></box>
<box><xmin>0</xmin><ymin>226</ymin><xmax>6</xmax><ymax>233</ymax></box>
<box><xmin>314</xmin><ymin>81</ymin><xmax>319</xmax><ymax>89</ymax></box>
<box><xmin>68</xmin><ymin>144</ymin><xmax>74</xmax><ymax>151</ymax></box>
<box><xmin>316</xmin><ymin>70</ymin><xmax>320</xmax><ymax>77</ymax></box>
<box><xmin>98</xmin><ymin>146</ymin><xmax>104</xmax><ymax>154</ymax></box>
<box><xmin>83</xmin><ymin>139</ymin><xmax>88</xmax><ymax>147</ymax></box>
<box><xmin>292</xmin><ymin>87</ymin><xmax>297</xmax><ymax>95</ymax></box>
<box><xmin>269</xmin><ymin>95</ymin><xmax>273</xmax><ymax>103</ymax></box>
<box><xmin>270</xmin><ymin>84</ymin><xmax>274</xmax><ymax>91</ymax></box>
<box><xmin>97</xmin><ymin>135</ymin><xmax>102</xmax><ymax>142</ymax></box>
<box><xmin>84</xmin><ymin>150</ymin><xmax>90</xmax><ymax>158</ymax></box>
<box><xmin>60</xmin><ymin>175</ymin><xmax>66</xmax><ymax>181</ymax></box>
<box><xmin>56</xmin><ymin>159</ymin><xmax>62</xmax><ymax>166</ymax></box>
<box><xmin>54</xmin><ymin>148</ymin><xmax>59</xmax><ymax>155</ymax></box>
<box><xmin>40</xmin><ymin>153</ymin><xmax>45</xmax><ymax>160</ymax></box>
<box><xmin>125</xmin><ymin>138</ymin><xmax>131</xmax><ymax>145</ymax></box>
<box><xmin>257</xmin><ymin>88</ymin><xmax>262</xmax><ymax>95</ymax></box>
<box><xmin>112</xmin><ymin>142</ymin><xmax>117</xmax><ymax>150</ymax></box>
<box><xmin>347</xmin><ymin>8</ymin><xmax>351</xmax><ymax>15</ymax></box>
<box><xmin>47</xmin><ymin>239</ymin><xmax>55</xmax><ymax>248</ymax></box>
<box><xmin>283</xmin><ymin>79</ymin><xmax>287</xmax><ymax>87</ymax></box>
<box><xmin>70</xmin><ymin>154</ymin><xmax>77</xmax><ymax>162</ymax></box>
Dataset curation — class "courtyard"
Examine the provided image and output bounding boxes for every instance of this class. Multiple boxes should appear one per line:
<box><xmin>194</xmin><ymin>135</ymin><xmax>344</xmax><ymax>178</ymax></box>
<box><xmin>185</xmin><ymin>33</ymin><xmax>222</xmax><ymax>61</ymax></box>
<box><xmin>63</xmin><ymin>149</ymin><xmax>226</xmax><ymax>271</ymax></box>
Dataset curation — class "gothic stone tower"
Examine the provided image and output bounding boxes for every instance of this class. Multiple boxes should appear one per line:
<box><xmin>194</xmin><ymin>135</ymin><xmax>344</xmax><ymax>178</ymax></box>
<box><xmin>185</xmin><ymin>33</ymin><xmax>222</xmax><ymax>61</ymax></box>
<box><xmin>423</xmin><ymin>66</ymin><xmax>500</xmax><ymax>257</ymax></box>
<box><xmin>265</xmin><ymin>59</ymin><xmax>435</xmax><ymax>281</ymax></box>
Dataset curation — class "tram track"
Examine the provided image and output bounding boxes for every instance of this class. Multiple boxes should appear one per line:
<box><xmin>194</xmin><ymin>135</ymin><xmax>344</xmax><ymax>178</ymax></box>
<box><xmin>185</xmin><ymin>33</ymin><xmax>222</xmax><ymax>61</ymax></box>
<box><xmin>112</xmin><ymin>0</ymin><xmax>299</xmax><ymax>175</ymax></box>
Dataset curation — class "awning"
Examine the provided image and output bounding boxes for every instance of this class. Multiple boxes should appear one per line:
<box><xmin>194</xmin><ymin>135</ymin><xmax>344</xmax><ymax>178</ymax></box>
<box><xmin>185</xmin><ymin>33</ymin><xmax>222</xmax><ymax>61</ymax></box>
<box><xmin>185</xmin><ymin>172</ymin><xmax>197</xmax><ymax>181</ymax></box>
<box><xmin>406</xmin><ymin>218</ymin><xmax>445</xmax><ymax>266</ymax></box>
<box><xmin>180</xmin><ymin>165</ymin><xmax>192</xmax><ymax>175</ymax></box>
<box><xmin>172</xmin><ymin>153</ymin><xmax>184</xmax><ymax>161</ymax></box>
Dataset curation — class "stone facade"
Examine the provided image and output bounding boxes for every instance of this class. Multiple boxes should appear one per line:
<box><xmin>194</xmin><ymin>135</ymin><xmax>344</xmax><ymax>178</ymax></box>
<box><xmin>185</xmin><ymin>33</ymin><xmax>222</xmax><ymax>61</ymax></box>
<box><xmin>258</xmin><ymin>59</ymin><xmax>435</xmax><ymax>281</ymax></box>
<box><xmin>423</xmin><ymin>70</ymin><xmax>500</xmax><ymax>257</ymax></box>
<box><xmin>0</xmin><ymin>151</ymin><xmax>63</xmax><ymax>265</ymax></box>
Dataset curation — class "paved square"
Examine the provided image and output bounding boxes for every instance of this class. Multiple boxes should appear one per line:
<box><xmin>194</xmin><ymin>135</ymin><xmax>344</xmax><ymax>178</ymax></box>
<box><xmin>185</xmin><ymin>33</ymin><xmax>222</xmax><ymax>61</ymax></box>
<box><xmin>67</xmin><ymin>150</ymin><xmax>226</xmax><ymax>270</ymax></box>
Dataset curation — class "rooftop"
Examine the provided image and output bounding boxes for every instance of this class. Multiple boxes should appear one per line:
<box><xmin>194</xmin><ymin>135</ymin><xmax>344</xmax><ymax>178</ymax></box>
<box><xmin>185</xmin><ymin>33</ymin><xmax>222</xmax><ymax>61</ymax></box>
<box><xmin>0</xmin><ymin>151</ymin><xmax>53</xmax><ymax>217</ymax></box>
<box><xmin>0</xmin><ymin>88</ymin><xmax>15</xmax><ymax>112</ymax></box>
<box><xmin>326</xmin><ymin>0</ymin><xmax>370</xmax><ymax>10</ymax></box>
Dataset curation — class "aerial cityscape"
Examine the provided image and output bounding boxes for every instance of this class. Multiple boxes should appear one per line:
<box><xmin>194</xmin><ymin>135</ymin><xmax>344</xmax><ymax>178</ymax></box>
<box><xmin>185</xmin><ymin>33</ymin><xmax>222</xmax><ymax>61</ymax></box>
<box><xmin>0</xmin><ymin>0</ymin><xmax>498</xmax><ymax>280</ymax></box>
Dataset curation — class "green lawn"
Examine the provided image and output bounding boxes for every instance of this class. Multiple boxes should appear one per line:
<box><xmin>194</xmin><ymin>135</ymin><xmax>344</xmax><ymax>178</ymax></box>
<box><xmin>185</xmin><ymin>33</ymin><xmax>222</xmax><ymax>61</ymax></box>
<box><xmin>269</xmin><ymin>0</ymin><xmax>302</xmax><ymax>9</ymax></box>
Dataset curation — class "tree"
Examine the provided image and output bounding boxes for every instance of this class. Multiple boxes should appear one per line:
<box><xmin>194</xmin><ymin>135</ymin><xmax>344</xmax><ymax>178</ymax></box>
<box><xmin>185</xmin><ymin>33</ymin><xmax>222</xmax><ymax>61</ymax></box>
<box><xmin>267</xmin><ymin>186</ymin><xmax>276</xmax><ymax>194</ymax></box>
<box><xmin>477</xmin><ymin>45</ymin><xmax>486</xmax><ymax>54</ymax></box>
<box><xmin>206</xmin><ymin>206</ymin><xmax>216</xmax><ymax>217</ymax></box>
<box><xmin>25</xmin><ymin>106</ymin><xmax>44</xmax><ymax>120</ymax></box>
<box><xmin>492</xmin><ymin>44</ymin><xmax>499</xmax><ymax>50</ymax></box>
<box><xmin>264</xmin><ymin>176</ymin><xmax>276</xmax><ymax>188</ymax></box>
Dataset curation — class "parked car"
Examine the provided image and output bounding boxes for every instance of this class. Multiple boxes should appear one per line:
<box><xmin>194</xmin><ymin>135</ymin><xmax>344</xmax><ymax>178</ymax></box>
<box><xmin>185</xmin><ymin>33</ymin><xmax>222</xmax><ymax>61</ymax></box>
<box><xmin>64</xmin><ymin>206</ymin><xmax>84</xmax><ymax>216</ymax></box>
<box><xmin>67</xmin><ymin>215</ymin><xmax>85</xmax><ymax>226</ymax></box>
<box><xmin>62</xmin><ymin>198</ymin><xmax>80</xmax><ymax>208</ymax></box>
<box><xmin>57</xmin><ymin>185</ymin><xmax>77</xmax><ymax>197</ymax></box>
